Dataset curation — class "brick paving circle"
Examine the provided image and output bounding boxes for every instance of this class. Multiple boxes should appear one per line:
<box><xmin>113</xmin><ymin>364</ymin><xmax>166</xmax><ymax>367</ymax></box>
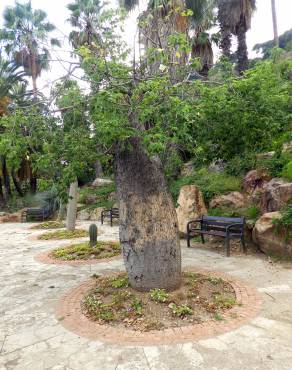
<box><xmin>55</xmin><ymin>268</ymin><xmax>262</xmax><ymax>345</ymax></box>
<box><xmin>35</xmin><ymin>248</ymin><xmax>121</xmax><ymax>266</ymax></box>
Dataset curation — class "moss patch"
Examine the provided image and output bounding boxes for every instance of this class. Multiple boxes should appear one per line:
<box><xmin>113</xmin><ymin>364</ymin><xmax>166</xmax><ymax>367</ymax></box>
<box><xmin>82</xmin><ymin>272</ymin><xmax>236</xmax><ymax>331</ymax></box>
<box><xmin>50</xmin><ymin>241</ymin><xmax>120</xmax><ymax>261</ymax></box>
<box><xmin>31</xmin><ymin>221</ymin><xmax>65</xmax><ymax>230</ymax></box>
<box><xmin>38</xmin><ymin>229</ymin><xmax>88</xmax><ymax>240</ymax></box>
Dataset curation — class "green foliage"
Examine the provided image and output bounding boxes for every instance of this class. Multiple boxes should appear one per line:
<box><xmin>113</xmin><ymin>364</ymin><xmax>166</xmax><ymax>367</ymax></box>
<box><xmin>39</xmin><ymin>229</ymin><xmax>88</xmax><ymax>240</ymax></box>
<box><xmin>78</xmin><ymin>184</ymin><xmax>116</xmax><ymax>209</ymax></box>
<box><xmin>111</xmin><ymin>276</ymin><xmax>129</xmax><ymax>289</ymax></box>
<box><xmin>282</xmin><ymin>161</ymin><xmax>292</xmax><ymax>181</ymax></box>
<box><xmin>208</xmin><ymin>205</ymin><xmax>259</xmax><ymax>220</ymax></box>
<box><xmin>168</xmin><ymin>303</ymin><xmax>193</xmax><ymax>317</ymax></box>
<box><xmin>170</xmin><ymin>168</ymin><xmax>241</xmax><ymax>204</ymax></box>
<box><xmin>273</xmin><ymin>202</ymin><xmax>292</xmax><ymax>242</ymax></box>
<box><xmin>257</xmin><ymin>152</ymin><xmax>292</xmax><ymax>178</ymax></box>
<box><xmin>149</xmin><ymin>288</ymin><xmax>169</xmax><ymax>303</ymax></box>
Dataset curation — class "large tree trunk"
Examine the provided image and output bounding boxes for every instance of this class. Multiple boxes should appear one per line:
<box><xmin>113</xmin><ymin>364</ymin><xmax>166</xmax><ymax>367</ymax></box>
<box><xmin>11</xmin><ymin>169</ymin><xmax>24</xmax><ymax>197</ymax></box>
<box><xmin>31</xmin><ymin>53</ymin><xmax>38</xmax><ymax>100</ymax></box>
<box><xmin>271</xmin><ymin>0</ymin><xmax>279</xmax><ymax>46</ymax></box>
<box><xmin>94</xmin><ymin>159</ymin><xmax>103</xmax><ymax>178</ymax></box>
<box><xmin>236</xmin><ymin>19</ymin><xmax>249</xmax><ymax>74</ymax></box>
<box><xmin>29</xmin><ymin>176</ymin><xmax>37</xmax><ymax>194</ymax></box>
<box><xmin>114</xmin><ymin>138</ymin><xmax>181</xmax><ymax>292</ymax></box>
<box><xmin>220</xmin><ymin>26</ymin><xmax>232</xmax><ymax>59</ymax></box>
<box><xmin>66</xmin><ymin>180</ymin><xmax>78</xmax><ymax>231</ymax></box>
<box><xmin>0</xmin><ymin>176</ymin><xmax>4</xmax><ymax>204</ymax></box>
<box><xmin>1</xmin><ymin>156</ymin><xmax>11</xmax><ymax>199</ymax></box>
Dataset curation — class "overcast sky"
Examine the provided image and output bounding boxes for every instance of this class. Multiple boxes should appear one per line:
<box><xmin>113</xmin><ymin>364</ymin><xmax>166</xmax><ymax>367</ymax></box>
<box><xmin>0</xmin><ymin>0</ymin><xmax>291</xmax><ymax>95</ymax></box>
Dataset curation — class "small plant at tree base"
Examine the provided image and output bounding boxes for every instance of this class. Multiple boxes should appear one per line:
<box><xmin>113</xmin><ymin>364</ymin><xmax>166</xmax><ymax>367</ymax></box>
<box><xmin>169</xmin><ymin>303</ymin><xmax>193</xmax><ymax>317</ymax></box>
<box><xmin>149</xmin><ymin>288</ymin><xmax>169</xmax><ymax>303</ymax></box>
<box><xmin>131</xmin><ymin>298</ymin><xmax>143</xmax><ymax>315</ymax></box>
<box><xmin>111</xmin><ymin>276</ymin><xmax>129</xmax><ymax>289</ymax></box>
<box><xmin>89</xmin><ymin>224</ymin><xmax>98</xmax><ymax>247</ymax></box>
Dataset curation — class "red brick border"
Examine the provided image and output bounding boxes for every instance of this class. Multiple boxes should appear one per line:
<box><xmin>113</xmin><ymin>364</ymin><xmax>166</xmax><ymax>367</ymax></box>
<box><xmin>35</xmin><ymin>248</ymin><xmax>121</xmax><ymax>266</ymax></box>
<box><xmin>55</xmin><ymin>268</ymin><xmax>262</xmax><ymax>345</ymax></box>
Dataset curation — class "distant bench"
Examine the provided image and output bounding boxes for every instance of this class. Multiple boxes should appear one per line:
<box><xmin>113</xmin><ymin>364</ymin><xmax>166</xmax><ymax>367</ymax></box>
<box><xmin>187</xmin><ymin>215</ymin><xmax>246</xmax><ymax>257</ymax></box>
<box><xmin>101</xmin><ymin>208</ymin><xmax>119</xmax><ymax>227</ymax></box>
<box><xmin>21</xmin><ymin>204</ymin><xmax>55</xmax><ymax>222</ymax></box>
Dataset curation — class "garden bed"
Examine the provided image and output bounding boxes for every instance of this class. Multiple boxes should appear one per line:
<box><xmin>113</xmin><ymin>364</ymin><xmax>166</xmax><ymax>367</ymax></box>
<box><xmin>82</xmin><ymin>272</ymin><xmax>236</xmax><ymax>332</ymax></box>
<box><xmin>38</xmin><ymin>229</ymin><xmax>88</xmax><ymax>240</ymax></box>
<box><xmin>50</xmin><ymin>241</ymin><xmax>120</xmax><ymax>261</ymax></box>
<box><xmin>30</xmin><ymin>221</ymin><xmax>65</xmax><ymax>230</ymax></box>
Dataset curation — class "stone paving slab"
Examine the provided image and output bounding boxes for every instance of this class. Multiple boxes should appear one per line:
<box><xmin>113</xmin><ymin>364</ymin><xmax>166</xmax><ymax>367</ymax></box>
<box><xmin>1</xmin><ymin>222</ymin><xmax>292</xmax><ymax>369</ymax></box>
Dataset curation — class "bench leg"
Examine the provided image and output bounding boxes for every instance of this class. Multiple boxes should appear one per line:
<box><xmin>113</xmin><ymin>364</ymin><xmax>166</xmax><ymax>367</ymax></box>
<box><xmin>201</xmin><ymin>234</ymin><xmax>205</xmax><ymax>244</ymax></box>
<box><xmin>241</xmin><ymin>237</ymin><xmax>247</xmax><ymax>254</ymax></box>
<box><xmin>101</xmin><ymin>215</ymin><xmax>104</xmax><ymax>225</ymax></box>
<box><xmin>110</xmin><ymin>214</ymin><xmax>113</xmax><ymax>227</ymax></box>
<box><xmin>225</xmin><ymin>238</ymin><xmax>231</xmax><ymax>257</ymax></box>
<box><xmin>187</xmin><ymin>234</ymin><xmax>191</xmax><ymax>248</ymax></box>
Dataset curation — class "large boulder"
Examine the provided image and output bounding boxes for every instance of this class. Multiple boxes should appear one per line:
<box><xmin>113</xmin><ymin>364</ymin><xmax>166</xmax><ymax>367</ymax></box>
<box><xmin>176</xmin><ymin>185</ymin><xmax>207</xmax><ymax>235</ymax></box>
<box><xmin>84</xmin><ymin>194</ymin><xmax>99</xmax><ymax>205</ymax></box>
<box><xmin>253</xmin><ymin>212</ymin><xmax>292</xmax><ymax>257</ymax></box>
<box><xmin>210</xmin><ymin>191</ymin><xmax>246</xmax><ymax>209</ymax></box>
<box><xmin>76</xmin><ymin>209</ymin><xmax>91</xmax><ymax>221</ymax></box>
<box><xmin>89</xmin><ymin>207</ymin><xmax>104</xmax><ymax>221</ymax></box>
<box><xmin>91</xmin><ymin>178</ymin><xmax>113</xmax><ymax>188</ymax></box>
<box><xmin>243</xmin><ymin>170</ymin><xmax>270</xmax><ymax>194</ymax></box>
<box><xmin>260</xmin><ymin>178</ymin><xmax>292</xmax><ymax>213</ymax></box>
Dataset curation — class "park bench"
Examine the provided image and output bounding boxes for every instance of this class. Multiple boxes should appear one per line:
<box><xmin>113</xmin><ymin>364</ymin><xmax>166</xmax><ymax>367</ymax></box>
<box><xmin>22</xmin><ymin>203</ymin><xmax>55</xmax><ymax>222</ymax></box>
<box><xmin>101</xmin><ymin>207</ymin><xmax>119</xmax><ymax>227</ymax></box>
<box><xmin>187</xmin><ymin>215</ymin><xmax>246</xmax><ymax>257</ymax></box>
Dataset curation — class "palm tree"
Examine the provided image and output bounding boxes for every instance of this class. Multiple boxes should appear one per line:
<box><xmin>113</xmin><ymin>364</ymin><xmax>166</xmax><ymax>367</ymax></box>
<box><xmin>122</xmin><ymin>0</ymin><xmax>216</xmax><ymax>79</ymax></box>
<box><xmin>217</xmin><ymin>0</ymin><xmax>256</xmax><ymax>74</ymax></box>
<box><xmin>0</xmin><ymin>1</ymin><xmax>61</xmax><ymax>99</ymax></box>
<box><xmin>0</xmin><ymin>57</ymin><xmax>27</xmax><ymax>201</ymax></box>
<box><xmin>67</xmin><ymin>0</ymin><xmax>103</xmax><ymax>50</ymax></box>
<box><xmin>271</xmin><ymin>0</ymin><xmax>279</xmax><ymax>46</ymax></box>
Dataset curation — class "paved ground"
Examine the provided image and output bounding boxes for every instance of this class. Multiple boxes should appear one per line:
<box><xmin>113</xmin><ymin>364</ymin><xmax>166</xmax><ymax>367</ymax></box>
<box><xmin>1</xmin><ymin>222</ymin><xmax>292</xmax><ymax>370</ymax></box>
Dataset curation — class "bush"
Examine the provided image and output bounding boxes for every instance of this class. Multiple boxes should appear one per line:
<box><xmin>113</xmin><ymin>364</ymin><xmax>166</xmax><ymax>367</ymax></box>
<box><xmin>169</xmin><ymin>168</ymin><xmax>241</xmax><ymax>205</ymax></box>
<box><xmin>282</xmin><ymin>161</ymin><xmax>292</xmax><ymax>181</ymax></box>
<box><xmin>257</xmin><ymin>152</ymin><xmax>292</xmax><ymax>178</ymax></box>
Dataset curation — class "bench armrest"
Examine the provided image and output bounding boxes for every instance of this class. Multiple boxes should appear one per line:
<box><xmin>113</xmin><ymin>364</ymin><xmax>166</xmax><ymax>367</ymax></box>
<box><xmin>187</xmin><ymin>219</ymin><xmax>202</xmax><ymax>233</ymax></box>
<box><xmin>226</xmin><ymin>223</ymin><xmax>244</xmax><ymax>235</ymax></box>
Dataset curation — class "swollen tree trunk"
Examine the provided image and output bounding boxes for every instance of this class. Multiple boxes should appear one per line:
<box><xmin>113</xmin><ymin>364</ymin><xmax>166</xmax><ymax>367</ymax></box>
<box><xmin>114</xmin><ymin>138</ymin><xmax>181</xmax><ymax>291</ymax></box>
<box><xmin>271</xmin><ymin>0</ymin><xmax>279</xmax><ymax>46</ymax></box>
<box><xmin>66</xmin><ymin>180</ymin><xmax>78</xmax><ymax>231</ymax></box>
<box><xmin>236</xmin><ymin>19</ymin><xmax>249</xmax><ymax>74</ymax></box>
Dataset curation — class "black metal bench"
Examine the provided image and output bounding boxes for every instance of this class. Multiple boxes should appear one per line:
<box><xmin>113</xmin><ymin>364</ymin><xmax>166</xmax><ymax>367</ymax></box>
<box><xmin>22</xmin><ymin>204</ymin><xmax>55</xmax><ymax>222</ymax></box>
<box><xmin>101</xmin><ymin>207</ymin><xmax>119</xmax><ymax>227</ymax></box>
<box><xmin>187</xmin><ymin>215</ymin><xmax>246</xmax><ymax>257</ymax></box>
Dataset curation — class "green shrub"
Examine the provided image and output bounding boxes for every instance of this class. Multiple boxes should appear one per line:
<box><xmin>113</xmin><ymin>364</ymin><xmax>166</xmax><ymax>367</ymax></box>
<box><xmin>257</xmin><ymin>152</ymin><xmax>292</xmax><ymax>178</ymax></box>
<box><xmin>169</xmin><ymin>168</ymin><xmax>241</xmax><ymax>205</ymax></box>
<box><xmin>79</xmin><ymin>184</ymin><xmax>116</xmax><ymax>209</ymax></box>
<box><xmin>273</xmin><ymin>202</ymin><xmax>292</xmax><ymax>241</ymax></box>
<box><xmin>282</xmin><ymin>161</ymin><xmax>292</xmax><ymax>181</ymax></box>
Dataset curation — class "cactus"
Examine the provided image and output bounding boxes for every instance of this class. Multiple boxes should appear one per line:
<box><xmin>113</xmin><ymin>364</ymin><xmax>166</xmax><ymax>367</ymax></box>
<box><xmin>89</xmin><ymin>224</ymin><xmax>98</xmax><ymax>247</ymax></box>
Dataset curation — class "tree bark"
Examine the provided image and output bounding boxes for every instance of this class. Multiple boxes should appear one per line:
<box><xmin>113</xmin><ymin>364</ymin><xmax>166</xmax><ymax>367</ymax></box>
<box><xmin>271</xmin><ymin>0</ymin><xmax>279</xmax><ymax>46</ymax></box>
<box><xmin>114</xmin><ymin>137</ymin><xmax>181</xmax><ymax>291</ymax></box>
<box><xmin>66</xmin><ymin>180</ymin><xmax>78</xmax><ymax>231</ymax></box>
<box><xmin>11</xmin><ymin>169</ymin><xmax>24</xmax><ymax>197</ymax></box>
<box><xmin>236</xmin><ymin>18</ymin><xmax>249</xmax><ymax>74</ymax></box>
<box><xmin>0</xmin><ymin>176</ymin><xmax>4</xmax><ymax>204</ymax></box>
<box><xmin>1</xmin><ymin>156</ymin><xmax>11</xmax><ymax>199</ymax></box>
<box><xmin>94</xmin><ymin>159</ymin><xmax>103</xmax><ymax>178</ymax></box>
<box><xmin>57</xmin><ymin>201</ymin><xmax>66</xmax><ymax>221</ymax></box>
<box><xmin>29</xmin><ymin>177</ymin><xmax>37</xmax><ymax>194</ymax></box>
<box><xmin>30</xmin><ymin>52</ymin><xmax>38</xmax><ymax>100</ymax></box>
<box><xmin>220</xmin><ymin>26</ymin><xmax>232</xmax><ymax>59</ymax></box>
